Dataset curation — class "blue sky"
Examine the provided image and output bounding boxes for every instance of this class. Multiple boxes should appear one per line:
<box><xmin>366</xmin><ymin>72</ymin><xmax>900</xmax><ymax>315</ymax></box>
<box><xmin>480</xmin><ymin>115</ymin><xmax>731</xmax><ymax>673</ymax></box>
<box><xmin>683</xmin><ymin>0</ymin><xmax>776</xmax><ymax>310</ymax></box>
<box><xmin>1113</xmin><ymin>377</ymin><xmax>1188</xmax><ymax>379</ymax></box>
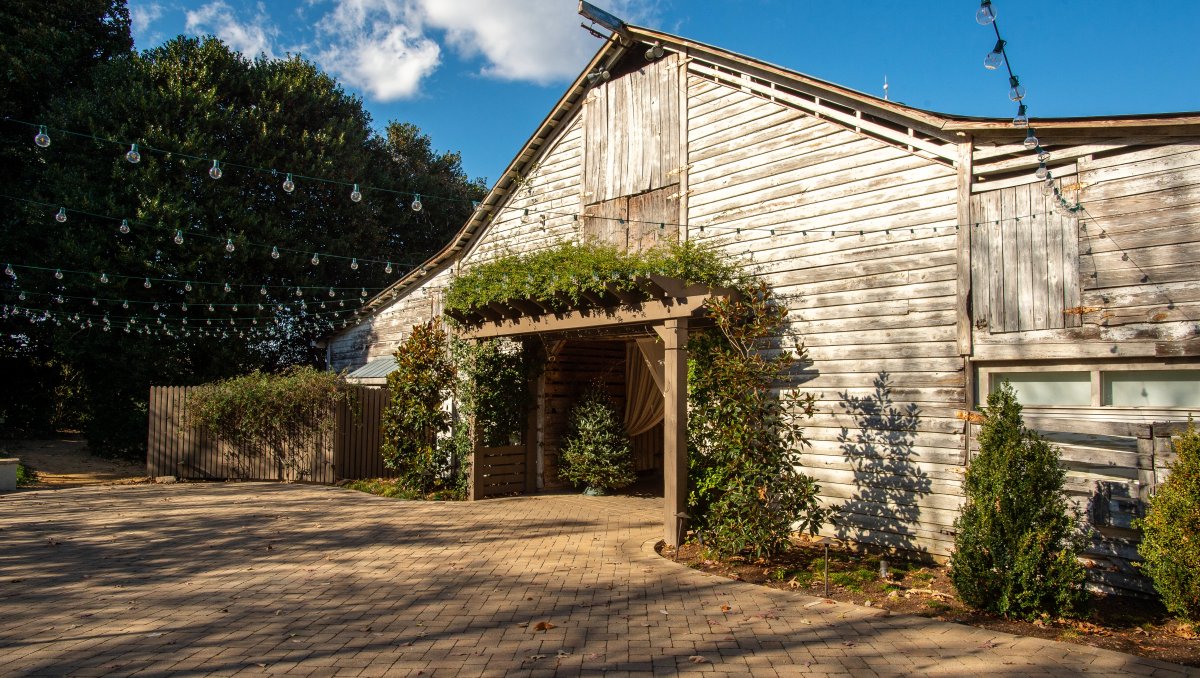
<box><xmin>129</xmin><ymin>0</ymin><xmax>1200</xmax><ymax>186</ymax></box>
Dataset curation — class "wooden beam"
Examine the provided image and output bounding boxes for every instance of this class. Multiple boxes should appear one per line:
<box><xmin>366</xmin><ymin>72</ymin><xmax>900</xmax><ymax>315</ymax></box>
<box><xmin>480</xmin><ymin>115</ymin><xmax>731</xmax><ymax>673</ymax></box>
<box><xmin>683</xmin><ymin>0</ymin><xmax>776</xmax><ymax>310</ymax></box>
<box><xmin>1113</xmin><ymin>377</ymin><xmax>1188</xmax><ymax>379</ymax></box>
<box><xmin>456</xmin><ymin>293</ymin><xmax>715</xmax><ymax>339</ymax></box>
<box><xmin>655</xmin><ymin>318</ymin><xmax>689</xmax><ymax>547</ymax></box>
<box><xmin>956</xmin><ymin>138</ymin><xmax>973</xmax><ymax>357</ymax></box>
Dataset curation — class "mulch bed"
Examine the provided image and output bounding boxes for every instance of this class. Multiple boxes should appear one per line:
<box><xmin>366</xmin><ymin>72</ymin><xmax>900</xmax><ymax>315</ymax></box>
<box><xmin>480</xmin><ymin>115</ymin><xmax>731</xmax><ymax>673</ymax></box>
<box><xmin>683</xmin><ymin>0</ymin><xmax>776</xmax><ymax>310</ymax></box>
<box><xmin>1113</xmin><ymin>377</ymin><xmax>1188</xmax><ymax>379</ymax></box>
<box><xmin>660</xmin><ymin>536</ymin><xmax>1199</xmax><ymax>668</ymax></box>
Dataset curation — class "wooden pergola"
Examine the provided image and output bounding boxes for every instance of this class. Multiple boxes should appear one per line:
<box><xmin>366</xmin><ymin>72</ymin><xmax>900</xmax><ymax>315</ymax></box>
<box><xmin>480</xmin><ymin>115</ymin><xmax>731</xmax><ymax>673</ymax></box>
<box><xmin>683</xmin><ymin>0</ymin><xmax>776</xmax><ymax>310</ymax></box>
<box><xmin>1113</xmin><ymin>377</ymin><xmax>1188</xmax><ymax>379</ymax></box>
<box><xmin>448</xmin><ymin>275</ymin><xmax>740</xmax><ymax>546</ymax></box>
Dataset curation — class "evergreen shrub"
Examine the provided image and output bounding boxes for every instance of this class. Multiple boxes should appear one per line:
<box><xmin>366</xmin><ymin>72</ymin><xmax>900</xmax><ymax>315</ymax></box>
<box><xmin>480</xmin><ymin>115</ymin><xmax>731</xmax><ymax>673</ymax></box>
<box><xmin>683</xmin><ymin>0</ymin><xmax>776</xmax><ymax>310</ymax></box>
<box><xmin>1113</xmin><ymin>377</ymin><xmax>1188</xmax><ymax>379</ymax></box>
<box><xmin>559</xmin><ymin>382</ymin><xmax>635</xmax><ymax>494</ymax></box>
<box><xmin>950</xmin><ymin>382</ymin><xmax>1089</xmax><ymax>620</ymax></box>
<box><xmin>1135</xmin><ymin>421</ymin><xmax>1200</xmax><ymax>624</ymax></box>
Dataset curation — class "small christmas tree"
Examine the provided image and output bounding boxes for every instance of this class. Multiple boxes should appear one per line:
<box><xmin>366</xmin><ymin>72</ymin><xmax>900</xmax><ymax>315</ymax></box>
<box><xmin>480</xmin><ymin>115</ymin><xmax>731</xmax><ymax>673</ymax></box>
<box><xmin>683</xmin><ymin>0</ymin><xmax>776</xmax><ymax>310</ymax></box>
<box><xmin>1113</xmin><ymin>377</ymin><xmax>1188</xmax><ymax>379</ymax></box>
<box><xmin>1136</xmin><ymin>421</ymin><xmax>1200</xmax><ymax>626</ymax></box>
<box><xmin>559</xmin><ymin>382</ymin><xmax>635</xmax><ymax>494</ymax></box>
<box><xmin>950</xmin><ymin>382</ymin><xmax>1088</xmax><ymax>620</ymax></box>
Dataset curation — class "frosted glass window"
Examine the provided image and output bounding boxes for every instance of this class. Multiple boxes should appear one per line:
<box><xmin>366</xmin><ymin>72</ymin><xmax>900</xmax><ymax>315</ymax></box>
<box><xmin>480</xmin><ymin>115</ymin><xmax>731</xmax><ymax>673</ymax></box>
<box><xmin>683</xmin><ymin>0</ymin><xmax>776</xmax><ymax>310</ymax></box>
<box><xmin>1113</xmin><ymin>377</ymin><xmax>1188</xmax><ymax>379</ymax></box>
<box><xmin>992</xmin><ymin>372</ymin><xmax>1091</xmax><ymax>407</ymax></box>
<box><xmin>1103</xmin><ymin>371</ymin><xmax>1200</xmax><ymax>407</ymax></box>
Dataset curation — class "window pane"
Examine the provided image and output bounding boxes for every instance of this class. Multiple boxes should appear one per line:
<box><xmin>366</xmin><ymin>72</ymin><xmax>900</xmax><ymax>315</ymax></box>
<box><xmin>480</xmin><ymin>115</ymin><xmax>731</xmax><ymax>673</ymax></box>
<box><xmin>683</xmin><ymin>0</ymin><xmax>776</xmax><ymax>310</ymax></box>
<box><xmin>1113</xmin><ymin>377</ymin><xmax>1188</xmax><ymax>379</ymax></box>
<box><xmin>1104</xmin><ymin>370</ymin><xmax>1200</xmax><ymax>407</ymax></box>
<box><xmin>991</xmin><ymin>371</ymin><xmax>1091</xmax><ymax>407</ymax></box>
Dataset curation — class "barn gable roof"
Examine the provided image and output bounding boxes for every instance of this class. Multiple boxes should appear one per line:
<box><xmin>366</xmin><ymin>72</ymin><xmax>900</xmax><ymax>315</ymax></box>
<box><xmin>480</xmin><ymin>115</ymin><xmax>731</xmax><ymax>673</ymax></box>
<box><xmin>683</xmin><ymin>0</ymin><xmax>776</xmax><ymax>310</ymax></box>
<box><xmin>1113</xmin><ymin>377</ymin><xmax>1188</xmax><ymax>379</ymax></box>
<box><xmin>336</xmin><ymin>22</ymin><xmax>1200</xmax><ymax>331</ymax></box>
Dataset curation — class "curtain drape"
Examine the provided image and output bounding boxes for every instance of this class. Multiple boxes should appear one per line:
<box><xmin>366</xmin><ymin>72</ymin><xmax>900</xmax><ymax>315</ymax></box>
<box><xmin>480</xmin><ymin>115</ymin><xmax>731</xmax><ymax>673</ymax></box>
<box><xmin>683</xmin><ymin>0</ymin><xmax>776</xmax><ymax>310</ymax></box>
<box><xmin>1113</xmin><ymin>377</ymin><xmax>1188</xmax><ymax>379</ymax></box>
<box><xmin>624</xmin><ymin>340</ymin><xmax>664</xmax><ymax>437</ymax></box>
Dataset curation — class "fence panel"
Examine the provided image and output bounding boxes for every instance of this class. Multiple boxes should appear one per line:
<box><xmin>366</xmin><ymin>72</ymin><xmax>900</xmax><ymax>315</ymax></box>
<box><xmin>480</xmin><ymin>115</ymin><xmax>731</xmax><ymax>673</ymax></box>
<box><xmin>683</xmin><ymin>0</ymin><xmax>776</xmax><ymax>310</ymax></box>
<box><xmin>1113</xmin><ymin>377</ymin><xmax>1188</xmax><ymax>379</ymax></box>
<box><xmin>470</xmin><ymin>444</ymin><xmax>527</xmax><ymax>500</ymax></box>
<box><xmin>148</xmin><ymin>385</ymin><xmax>389</xmax><ymax>484</ymax></box>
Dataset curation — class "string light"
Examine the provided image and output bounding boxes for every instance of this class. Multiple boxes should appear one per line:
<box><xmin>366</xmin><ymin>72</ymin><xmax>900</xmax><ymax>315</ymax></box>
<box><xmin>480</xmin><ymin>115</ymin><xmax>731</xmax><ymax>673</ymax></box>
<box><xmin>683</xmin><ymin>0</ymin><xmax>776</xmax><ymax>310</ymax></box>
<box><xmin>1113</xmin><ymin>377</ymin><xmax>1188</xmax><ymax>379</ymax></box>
<box><xmin>223</xmin><ymin>282</ymin><xmax>232</xmax><ymax>293</ymax></box>
<box><xmin>143</xmin><ymin>277</ymin><xmax>152</xmax><ymax>288</ymax></box>
<box><xmin>282</xmin><ymin>173</ymin><xmax>295</xmax><ymax>193</ymax></box>
<box><xmin>350</xmin><ymin>258</ymin><xmax>359</xmax><ymax>270</ymax></box>
<box><xmin>126</xmin><ymin>143</ymin><xmax>141</xmax><ymax>164</ymax></box>
<box><xmin>350</xmin><ymin>184</ymin><xmax>363</xmax><ymax>202</ymax></box>
<box><xmin>184</xmin><ymin>281</ymin><xmax>193</xmax><ymax>292</ymax></box>
<box><xmin>984</xmin><ymin>39</ymin><xmax>1005</xmax><ymax>69</ymax></box>
<box><xmin>119</xmin><ymin>219</ymin><xmax>130</xmax><ymax>234</ymax></box>
<box><xmin>34</xmin><ymin>126</ymin><xmax>51</xmax><ymax>147</ymax></box>
<box><xmin>270</xmin><ymin>246</ymin><xmax>280</xmax><ymax>259</ymax></box>
<box><xmin>54</xmin><ymin>268</ymin><xmax>63</xmax><ymax>280</ymax></box>
<box><xmin>1007</xmin><ymin>75</ymin><xmax>1025</xmax><ymax>101</ymax></box>
<box><xmin>174</xmin><ymin>230</ymin><xmax>184</xmax><ymax>245</ymax></box>
<box><xmin>209</xmin><ymin>160</ymin><xmax>223</xmax><ymax>180</ymax></box>
<box><xmin>1022</xmin><ymin>128</ymin><xmax>1039</xmax><ymax>150</ymax></box>
<box><xmin>976</xmin><ymin>0</ymin><xmax>996</xmax><ymax>25</ymax></box>
<box><xmin>411</xmin><ymin>194</ymin><xmax>423</xmax><ymax>212</ymax></box>
<box><xmin>385</xmin><ymin>261</ymin><xmax>393</xmax><ymax>274</ymax></box>
<box><xmin>311</xmin><ymin>252</ymin><xmax>320</xmax><ymax>265</ymax></box>
<box><xmin>100</xmin><ymin>272</ymin><xmax>108</xmax><ymax>283</ymax></box>
<box><xmin>55</xmin><ymin>207</ymin><xmax>67</xmax><ymax>223</ymax></box>
<box><xmin>225</xmin><ymin>238</ymin><xmax>236</xmax><ymax>253</ymax></box>
<box><xmin>5</xmin><ymin>263</ymin><xmax>15</xmax><ymax>278</ymax></box>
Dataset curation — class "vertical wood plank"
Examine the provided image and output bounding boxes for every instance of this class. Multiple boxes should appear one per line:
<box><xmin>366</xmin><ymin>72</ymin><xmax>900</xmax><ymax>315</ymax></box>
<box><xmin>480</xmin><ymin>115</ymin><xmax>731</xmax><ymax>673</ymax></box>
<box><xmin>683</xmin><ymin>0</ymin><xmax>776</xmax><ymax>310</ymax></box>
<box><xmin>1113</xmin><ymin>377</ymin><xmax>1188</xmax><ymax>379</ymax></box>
<box><xmin>1030</xmin><ymin>185</ymin><xmax>1050</xmax><ymax>330</ymax></box>
<box><xmin>1001</xmin><ymin>187</ymin><xmax>1020</xmax><ymax>332</ymax></box>
<box><xmin>677</xmin><ymin>55</ymin><xmax>690</xmax><ymax>241</ymax></box>
<box><xmin>956</xmin><ymin>139</ymin><xmax>973</xmax><ymax>355</ymax></box>
<box><xmin>984</xmin><ymin>191</ymin><xmax>1005</xmax><ymax>332</ymax></box>
<box><xmin>1063</xmin><ymin>206</ymin><xmax>1083</xmax><ymax>328</ymax></box>
<box><xmin>1015</xmin><ymin>187</ymin><xmax>1034</xmax><ymax>331</ymax></box>
<box><xmin>1045</xmin><ymin>186</ymin><xmax>1065</xmax><ymax>328</ymax></box>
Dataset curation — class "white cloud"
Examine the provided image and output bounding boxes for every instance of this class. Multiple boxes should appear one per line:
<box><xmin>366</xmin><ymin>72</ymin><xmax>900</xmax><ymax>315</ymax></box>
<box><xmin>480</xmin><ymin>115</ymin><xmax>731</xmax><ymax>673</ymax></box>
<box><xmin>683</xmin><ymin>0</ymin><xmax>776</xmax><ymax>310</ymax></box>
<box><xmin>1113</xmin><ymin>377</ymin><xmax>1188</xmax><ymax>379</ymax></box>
<box><xmin>129</xmin><ymin>1</ymin><xmax>164</xmax><ymax>37</ymax></box>
<box><xmin>185</xmin><ymin>1</ymin><xmax>278</xmax><ymax>59</ymax></box>
<box><xmin>310</xmin><ymin>0</ymin><xmax>441</xmax><ymax>101</ymax></box>
<box><xmin>411</xmin><ymin>0</ymin><xmax>660</xmax><ymax>83</ymax></box>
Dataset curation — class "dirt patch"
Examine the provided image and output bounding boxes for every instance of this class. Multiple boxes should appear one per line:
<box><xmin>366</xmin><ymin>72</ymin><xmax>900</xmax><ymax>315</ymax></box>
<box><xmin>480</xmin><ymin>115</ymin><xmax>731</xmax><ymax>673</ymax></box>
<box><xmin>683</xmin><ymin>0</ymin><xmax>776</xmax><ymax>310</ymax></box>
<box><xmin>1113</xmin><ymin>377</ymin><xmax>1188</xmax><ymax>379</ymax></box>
<box><xmin>661</xmin><ymin>538</ymin><xmax>1199</xmax><ymax>668</ymax></box>
<box><xmin>2</xmin><ymin>438</ymin><xmax>149</xmax><ymax>490</ymax></box>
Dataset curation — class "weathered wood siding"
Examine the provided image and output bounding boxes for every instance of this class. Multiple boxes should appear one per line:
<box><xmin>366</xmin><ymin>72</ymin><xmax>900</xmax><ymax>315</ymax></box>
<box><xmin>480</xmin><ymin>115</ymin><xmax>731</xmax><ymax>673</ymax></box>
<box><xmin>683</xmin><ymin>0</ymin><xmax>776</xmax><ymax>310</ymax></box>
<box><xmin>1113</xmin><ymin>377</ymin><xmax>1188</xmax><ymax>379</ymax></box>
<box><xmin>328</xmin><ymin>269</ymin><xmax>453</xmax><ymax>372</ymax></box>
<box><xmin>541</xmin><ymin>340</ymin><xmax>626</xmax><ymax>489</ymax></box>
<box><xmin>684</xmin><ymin>68</ymin><xmax>964</xmax><ymax>556</ymax></box>
<box><xmin>583</xmin><ymin>54</ymin><xmax>682</xmax><ymax>204</ymax></box>
<box><xmin>971</xmin><ymin>141</ymin><xmax>1200</xmax><ymax>360</ymax></box>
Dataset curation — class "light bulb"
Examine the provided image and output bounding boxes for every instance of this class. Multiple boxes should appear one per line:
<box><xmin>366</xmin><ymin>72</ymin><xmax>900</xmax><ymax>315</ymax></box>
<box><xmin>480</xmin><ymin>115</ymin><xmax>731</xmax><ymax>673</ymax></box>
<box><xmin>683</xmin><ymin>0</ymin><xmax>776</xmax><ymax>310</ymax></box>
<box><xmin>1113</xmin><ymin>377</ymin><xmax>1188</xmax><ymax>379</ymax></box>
<box><xmin>19</xmin><ymin>291</ymin><xmax>26</xmax><ymax>301</ymax></box>
<box><xmin>270</xmin><ymin>246</ymin><xmax>280</xmax><ymax>259</ymax></box>
<box><xmin>222</xmin><ymin>238</ymin><xmax>234</xmax><ymax>253</ymax></box>
<box><xmin>182</xmin><ymin>302</ymin><xmax>188</xmax><ymax>310</ymax></box>
<box><xmin>350</xmin><ymin>184</ymin><xmax>362</xmax><ymax>202</ymax></box>
<box><xmin>339</xmin><ymin>300</ymin><xmax>344</xmax><ymax>307</ymax></box>
<box><xmin>350</xmin><ymin>258</ymin><xmax>359</xmax><ymax>270</ymax></box>
<box><xmin>143</xmin><ymin>278</ymin><xmax>152</xmax><ymax>288</ymax></box>
<box><xmin>1023</xmin><ymin>129</ymin><xmax>1039</xmax><ymax>150</ymax></box>
<box><xmin>1037</xmin><ymin>147</ymin><xmax>1051</xmax><ymax>163</ymax></box>
<box><xmin>119</xmin><ymin>219</ymin><xmax>130</xmax><ymax>234</ymax></box>
<box><xmin>185</xmin><ymin>281</ymin><xmax>193</xmax><ymax>292</ymax></box>
<box><xmin>311</xmin><ymin>253</ymin><xmax>320</xmax><ymax>265</ymax></box>
<box><xmin>1013</xmin><ymin>104</ymin><xmax>1028</xmax><ymax>127</ymax></box>
<box><xmin>55</xmin><ymin>207</ymin><xmax>67</xmax><ymax>223</ymax></box>
<box><xmin>35</xmin><ymin>126</ymin><xmax>51</xmax><ymax>147</ymax></box>
<box><xmin>260</xmin><ymin>285</ymin><xmax>267</xmax><ymax>295</ymax></box>
<box><xmin>411</xmin><ymin>194</ymin><xmax>422</xmax><ymax>212</ymax></box>
<box><xmin>328</xmin><ymin>287</ymin><xmax>335</xmax><ymax>297</ymax></box>
<box><xmin>224</xmin><ymin>282</ymin><xmax>232</xmax><ymax>293</ymax></box>
<box><xmin>92</xmin><ymin>298</ymin><xmax>98</xmax><ymax>306</ymax></box>
<box><xmin>174</xmin><ymin>230</ymin><xmax>184</xmax><ymax>245</ymax></box>
<box><xmin>100</xmin><ymin>272</ymin><xmax>109</xmax><ymax>283</ymax></box>
<box><xmin>126</xmin><ymin>143</ymin><xmax>141</xmax><ymax>163</ymax></box>
<box><xmin>153</xmin><ymin>303</ymin><xmax>159</xmax><ymax>310</ymax></box>
<box><xmin>976</xmin><ymin>0</ymin><xmax>995</xmax><ymax>25</ymax></box>
<box><xmin>54</xmin><ymin>268</ymin><xmax>63</xmax><ymax>280</ymax></box>
<box><xmin>1035</xmin><ymin>162</ymin><xmax>1049</xmax><ymax>179</ymax></box>
<box><xmin>295</xmin><ymin>287</ymin><xmax>303</xmax><ymax>297</ymax></box>
<box><xmin>122</xmin><ymin>300</ymin><xmax>129</xmax><ymax>309</ymax></box>
<box><xmin>208</xmin><ymin>303</ymin><xmax>214</xmax><ymax>312</ymax></box>
<box><xmin>360</xmin><ymin>288</ymin><xmax>367</xmax><ymax>297</ymax></box>
<box><xmin>282</xmin><ymin>173</ymin><xmax>295</xmax><ymax>193</ymax></box>
<box><xmin>984</xmin><ymin>39</ymin><xmax>1005</xmax><ymax>70</ymax></box>
<box><xmin>209</xmin><ymin>160</ymin><xmax>223</xmax><ymax>179</ymax></box>
<box><xmin>4</xmin><ymin>263</ymin><xmax>13</xmax><ymax>278</ymax></box>
<box><xmin>1008</xmin><ymin>76</ymin><xmax>1026</xmax><ymax>102</ymax></box>
<box><xmin>384</xmin><ymin>261</ymin><xmax>393</xmax><ymax>274</ymax></box>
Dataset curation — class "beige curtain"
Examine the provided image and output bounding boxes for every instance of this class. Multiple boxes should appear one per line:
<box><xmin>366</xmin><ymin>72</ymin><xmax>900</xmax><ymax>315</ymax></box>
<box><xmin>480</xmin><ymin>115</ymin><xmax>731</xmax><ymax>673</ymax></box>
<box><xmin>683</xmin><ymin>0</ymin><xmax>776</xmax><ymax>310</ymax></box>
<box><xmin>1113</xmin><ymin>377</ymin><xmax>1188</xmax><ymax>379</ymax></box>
<box><xmin>624</xmin><ymin>340</ymin><xmax>664</xmax><ymax>437</ymax></box>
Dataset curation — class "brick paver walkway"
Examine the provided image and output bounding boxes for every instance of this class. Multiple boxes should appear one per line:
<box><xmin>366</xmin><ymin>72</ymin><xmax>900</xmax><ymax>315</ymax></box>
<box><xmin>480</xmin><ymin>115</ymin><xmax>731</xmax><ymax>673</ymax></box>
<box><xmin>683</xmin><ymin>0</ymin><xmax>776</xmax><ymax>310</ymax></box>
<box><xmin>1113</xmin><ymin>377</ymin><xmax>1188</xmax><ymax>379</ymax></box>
<box><xmin>0</xmin><ymin>484</ymin><xmax>1194</xmax><ymax>677</ymax></box>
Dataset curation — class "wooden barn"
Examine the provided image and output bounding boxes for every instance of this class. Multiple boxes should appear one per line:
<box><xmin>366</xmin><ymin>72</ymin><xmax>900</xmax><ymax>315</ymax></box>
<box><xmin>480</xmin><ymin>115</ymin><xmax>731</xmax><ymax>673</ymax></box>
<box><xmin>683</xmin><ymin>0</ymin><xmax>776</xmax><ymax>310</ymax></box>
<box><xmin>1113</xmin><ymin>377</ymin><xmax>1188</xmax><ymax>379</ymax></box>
<box><xmin>326</xmin><ymin>17</ymin><xmax>1200</xmax><ymax>590</ymax></box>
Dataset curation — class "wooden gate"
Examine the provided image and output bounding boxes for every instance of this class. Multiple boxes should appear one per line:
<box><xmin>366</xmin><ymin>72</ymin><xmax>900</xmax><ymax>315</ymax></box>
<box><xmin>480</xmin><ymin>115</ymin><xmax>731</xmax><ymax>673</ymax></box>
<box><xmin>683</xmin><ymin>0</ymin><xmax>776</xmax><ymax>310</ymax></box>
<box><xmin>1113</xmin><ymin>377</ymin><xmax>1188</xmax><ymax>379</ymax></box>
<box><xmin>469</xmin><ymin>445</ymin><xmax>527</xmax><ymax>500</ymax></box>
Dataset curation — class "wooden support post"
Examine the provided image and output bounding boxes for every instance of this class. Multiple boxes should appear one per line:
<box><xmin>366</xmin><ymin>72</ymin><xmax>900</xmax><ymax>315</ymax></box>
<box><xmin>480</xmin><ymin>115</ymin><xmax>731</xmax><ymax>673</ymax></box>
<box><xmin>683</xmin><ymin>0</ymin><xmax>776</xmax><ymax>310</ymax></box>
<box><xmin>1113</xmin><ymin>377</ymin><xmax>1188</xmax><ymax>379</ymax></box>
<box><xmin>655</xmin><ymin>318</ymin><xmax>689</xmax><ymax>546</ymax></box>
<box><xmin>523</xmin><ymin>340</ymin><xmax>544</xmax><ymax>493</ymax></box>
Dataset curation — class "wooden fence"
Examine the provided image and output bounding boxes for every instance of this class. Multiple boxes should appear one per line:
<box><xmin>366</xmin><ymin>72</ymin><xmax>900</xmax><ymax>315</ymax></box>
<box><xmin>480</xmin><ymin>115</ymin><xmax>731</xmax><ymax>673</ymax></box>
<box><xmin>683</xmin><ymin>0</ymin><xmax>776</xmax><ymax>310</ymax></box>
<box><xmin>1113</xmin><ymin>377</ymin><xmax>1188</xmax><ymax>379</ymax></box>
<box><xmin>970</xmin><ymin>415</ymin><xmax>1188</xmax><ymax>595</ymax></box>
<box><xmin>147</xmin><ymin>385</ymin><xmax>396</xmax><ymax>483</ymax></box>
<box><xmin>469</xmin><ymin>444</ymin><xmax>527</xmax><ymax>500</ymax></box>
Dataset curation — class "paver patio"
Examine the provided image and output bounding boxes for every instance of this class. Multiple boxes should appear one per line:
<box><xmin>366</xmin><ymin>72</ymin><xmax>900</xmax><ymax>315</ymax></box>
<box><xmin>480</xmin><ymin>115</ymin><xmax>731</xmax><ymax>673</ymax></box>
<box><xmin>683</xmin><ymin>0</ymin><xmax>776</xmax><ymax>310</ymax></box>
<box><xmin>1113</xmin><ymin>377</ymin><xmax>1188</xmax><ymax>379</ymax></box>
<box><xmin>0</xmin><ymin>483</ymin><xmax>1194</xmax><ymax>677</ymax></box>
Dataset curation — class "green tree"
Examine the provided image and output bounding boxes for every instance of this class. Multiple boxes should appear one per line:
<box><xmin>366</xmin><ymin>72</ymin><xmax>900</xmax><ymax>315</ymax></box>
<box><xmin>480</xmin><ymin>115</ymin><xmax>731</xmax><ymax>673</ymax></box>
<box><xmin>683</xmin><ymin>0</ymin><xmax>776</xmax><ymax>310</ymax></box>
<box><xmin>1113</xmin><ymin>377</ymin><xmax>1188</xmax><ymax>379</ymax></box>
<box><xmin>687</xmin><ymin>283</ymin><xmax>827</xmax><ymax>558</ymax></box>
<box><xmin>950</xmin><ymin>382</ymin><xmax>1089</xmax><ymax>620</ymax></box>
<box><xmin>1135</xmin><ymin>421</ymin><xmax>1200</xmax><ymax>624</ymax></box>
<box><xmin>380</xmin><ymin>322</ymin><xmax>455</xmax><ymax>494</ymax></box>
<box><xmin>559</xmin><ymin>382</ymin><xmax>635</xmax><ymax>494</ymax></box>
<box><xmin>2</xmin><ymin>32</ymin><xmax>484</xmax><ymax>453</ymax></box>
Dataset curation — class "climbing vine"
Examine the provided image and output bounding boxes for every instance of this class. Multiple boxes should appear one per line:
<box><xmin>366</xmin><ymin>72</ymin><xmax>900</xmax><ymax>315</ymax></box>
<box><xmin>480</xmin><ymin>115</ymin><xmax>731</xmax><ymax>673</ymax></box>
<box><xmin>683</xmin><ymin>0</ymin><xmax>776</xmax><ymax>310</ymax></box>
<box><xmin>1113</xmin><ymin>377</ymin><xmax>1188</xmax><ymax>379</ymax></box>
<box><xmin>443</xmin><ymin>240</ymin><xmax>748</xmax><ymax>315</ymax></box>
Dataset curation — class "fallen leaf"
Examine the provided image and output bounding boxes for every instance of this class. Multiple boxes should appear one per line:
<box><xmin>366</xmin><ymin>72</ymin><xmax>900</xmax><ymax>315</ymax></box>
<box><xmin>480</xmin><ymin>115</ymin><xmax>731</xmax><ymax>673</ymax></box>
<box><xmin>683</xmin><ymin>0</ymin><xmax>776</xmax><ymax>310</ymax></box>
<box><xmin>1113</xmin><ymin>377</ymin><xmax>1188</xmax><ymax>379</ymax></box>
<box><xmin>720</xmin><ymin>604</ymin><xmax>732</xmax><ymax>613</ymax></box>
<box><xmin>533</xmin><ymin>621</ymin><xmax>556</xmax><ymax>632</ymax></box>
<box><xmin>526</xmin><ymin>654</ymin><xmax>546</xmax><ymax>661</ymax></box>
<box><xmin>688</xmin><ymin>655</ymin><xmax>709</xmax><ymax>664</ymax></box>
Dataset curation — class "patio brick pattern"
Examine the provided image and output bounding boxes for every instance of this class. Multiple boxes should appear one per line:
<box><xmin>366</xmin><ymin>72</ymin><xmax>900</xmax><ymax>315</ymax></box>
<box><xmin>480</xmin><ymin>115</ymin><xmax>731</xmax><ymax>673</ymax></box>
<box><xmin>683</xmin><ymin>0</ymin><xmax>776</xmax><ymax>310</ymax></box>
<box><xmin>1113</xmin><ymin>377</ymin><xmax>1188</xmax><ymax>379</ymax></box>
<box><xmin>1</xmin><ymin>483</ymin><xmax>1194</xmax><ymax>677</ymax></box>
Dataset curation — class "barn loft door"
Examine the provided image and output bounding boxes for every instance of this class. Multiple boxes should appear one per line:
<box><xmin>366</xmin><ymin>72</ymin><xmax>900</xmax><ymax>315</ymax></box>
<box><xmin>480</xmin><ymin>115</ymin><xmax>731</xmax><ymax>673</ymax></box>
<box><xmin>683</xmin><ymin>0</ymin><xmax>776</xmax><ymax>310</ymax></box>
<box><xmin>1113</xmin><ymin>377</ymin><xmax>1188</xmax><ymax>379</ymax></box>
<box><xmin>970</xmin><ymin>182</ymin><xmax>1081</xmax><ymax>333</ymax></box>
<box><xmin>582</xmin><ymin>186</ymin><xmax>679</xmax><ymax>253</ymax></box>
<box><xmin>582</xmin><ymin>53</ymin><xmax>682</xmax><ymax>205</ymax></box>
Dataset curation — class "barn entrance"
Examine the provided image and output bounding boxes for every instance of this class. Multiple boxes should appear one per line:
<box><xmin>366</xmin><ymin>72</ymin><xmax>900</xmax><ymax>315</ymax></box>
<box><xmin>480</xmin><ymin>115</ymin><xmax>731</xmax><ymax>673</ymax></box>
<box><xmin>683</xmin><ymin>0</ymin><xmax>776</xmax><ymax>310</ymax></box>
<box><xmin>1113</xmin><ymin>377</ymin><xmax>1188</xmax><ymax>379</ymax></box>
<box><xmin>539</xmin><ymin>338</ymin><xmax>664</xmax><ymax>495</ymax></box>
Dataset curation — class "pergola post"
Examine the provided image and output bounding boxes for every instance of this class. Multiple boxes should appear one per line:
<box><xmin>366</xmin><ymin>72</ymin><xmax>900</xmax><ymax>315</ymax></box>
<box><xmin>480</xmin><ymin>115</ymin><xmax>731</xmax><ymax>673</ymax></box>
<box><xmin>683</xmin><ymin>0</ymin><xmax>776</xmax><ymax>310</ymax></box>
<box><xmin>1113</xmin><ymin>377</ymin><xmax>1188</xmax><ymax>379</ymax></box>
<box><xmin>656</xmin><ymin>318</ymin><xmax>688</xmax><ymax>546</ymax></box>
